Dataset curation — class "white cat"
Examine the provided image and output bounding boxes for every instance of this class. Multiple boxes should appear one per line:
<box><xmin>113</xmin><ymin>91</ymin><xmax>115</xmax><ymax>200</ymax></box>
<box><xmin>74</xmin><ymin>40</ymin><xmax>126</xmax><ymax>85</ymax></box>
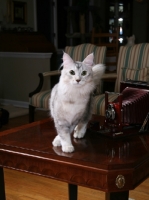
<box><xmin>49</xmin><ymin>52</ymin><xmax>105</xmax><ymax>153</ymax></box>
<box><xmin>126</xmin><ymin>35</ymin><xmax>135</xmax><ymax>46</ymax></box>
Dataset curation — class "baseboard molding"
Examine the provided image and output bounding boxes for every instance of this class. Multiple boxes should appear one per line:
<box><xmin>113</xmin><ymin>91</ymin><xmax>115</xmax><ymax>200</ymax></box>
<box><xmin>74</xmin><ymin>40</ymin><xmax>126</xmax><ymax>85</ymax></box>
<box><xmin>0</xmin><ymin>99</ymin><xmax>48</xmax><ymax>111</ymax></box>
<box><xmin>0</xmin><ymin>99</ymin><xmax>29</xmax><ymax>108</ymax></box>
<box><xmin>0</xmin><ymin>52</ymin><xmax>52</xmax><ymax>59</ymax></box>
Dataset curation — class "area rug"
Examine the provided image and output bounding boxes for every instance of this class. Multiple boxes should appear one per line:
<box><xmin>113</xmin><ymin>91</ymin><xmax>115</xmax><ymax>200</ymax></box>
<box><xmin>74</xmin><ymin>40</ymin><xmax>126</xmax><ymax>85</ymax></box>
<box><xmin>0</xmin><ymin>104</ymin><xmax>28</xmax><ymax>119</ymax></box>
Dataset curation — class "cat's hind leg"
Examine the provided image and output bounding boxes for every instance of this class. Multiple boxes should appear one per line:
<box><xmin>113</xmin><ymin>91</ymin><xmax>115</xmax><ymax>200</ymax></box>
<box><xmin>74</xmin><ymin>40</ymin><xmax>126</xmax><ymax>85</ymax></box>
<box><xmin>74</xmin><ymin>122</ymin><xmax>87</xmax><ymax>139</ymax></box>
<box><xmin>74</xmin><ymin>95</ymin><xmax>92</xmax><ymax>139</ymax></box>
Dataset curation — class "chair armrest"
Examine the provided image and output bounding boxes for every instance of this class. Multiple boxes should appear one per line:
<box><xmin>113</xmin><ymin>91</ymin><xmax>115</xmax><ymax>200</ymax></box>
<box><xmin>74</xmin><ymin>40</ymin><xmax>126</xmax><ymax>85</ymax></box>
<box><xmin>42</xmin><ymin>70</ymin><xmax>61</xmax><ymax>77</ymax></box>
<box><xmin>29</xmin><ymin>73</ymin><xmax>44</xmax><ymax>97</ymax></box>
<box><xmin>29</xmin><ymin>71</ymin><xmax>116</xmax><ymax>98</ymax></box>
<box><xmin>42</xmin><ymin>71</ymin><xmax>115</xmax><ymax>79</ymax></box>
<box><xmin>29</xmin><ymin>70</ymin><xmax>61</xmax><ymax>97</ymax></box>
<box><xmin>102</xmin><ymin>73</ymin><xmax>117</xmax><ymax>80</ymax></box>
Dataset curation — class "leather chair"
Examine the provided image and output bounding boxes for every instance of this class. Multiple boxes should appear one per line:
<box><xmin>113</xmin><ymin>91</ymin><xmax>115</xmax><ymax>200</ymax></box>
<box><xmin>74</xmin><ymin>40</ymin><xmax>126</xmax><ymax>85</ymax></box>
<box><xmin>29</xmin><ymin>43</ymin><xmax>107</xmax><ymax>122</ymax></box>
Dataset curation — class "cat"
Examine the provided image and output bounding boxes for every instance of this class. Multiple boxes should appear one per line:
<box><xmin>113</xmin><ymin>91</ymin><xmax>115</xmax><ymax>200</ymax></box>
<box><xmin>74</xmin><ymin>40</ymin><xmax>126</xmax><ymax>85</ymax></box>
<box><xmin>126</xmin><ymin>34</ymin><xmax>135</xmax><ymax>46</ymax></box>
<box><xmin>49</xmin><ymin>52</ymin><xmax>105</xmax><ymax>153</ymax></box>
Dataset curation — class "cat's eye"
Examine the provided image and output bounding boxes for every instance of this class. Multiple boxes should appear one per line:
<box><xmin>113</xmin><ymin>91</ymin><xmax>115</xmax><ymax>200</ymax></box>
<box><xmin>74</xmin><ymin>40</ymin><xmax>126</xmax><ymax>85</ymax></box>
<box><xmin>81</xmin><ymin>71</ymin><xmax>87</xmax><ymax>76</ymax></box>
<box><xmin>69</xmin><ymin>70</ymin><xmax>75</xmax><ymax>75</ymax></box>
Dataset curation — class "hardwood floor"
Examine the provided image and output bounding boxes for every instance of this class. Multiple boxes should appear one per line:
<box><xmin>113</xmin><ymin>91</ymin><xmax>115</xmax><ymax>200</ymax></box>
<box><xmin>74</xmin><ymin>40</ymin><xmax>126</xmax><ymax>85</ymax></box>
<box><xmin>1</xmin><ymin>110</ymin><xmax>149</xmax><ymax>200</ymax></box>
<box><xmin>4</xmin><ymin>167</ymin><xmax>149</xmax><ymax>200</ymax></box>
<box><xmin>4</xmin><ymin>169</ymin><xmax>105</xmax><ymax>200</ymax></box>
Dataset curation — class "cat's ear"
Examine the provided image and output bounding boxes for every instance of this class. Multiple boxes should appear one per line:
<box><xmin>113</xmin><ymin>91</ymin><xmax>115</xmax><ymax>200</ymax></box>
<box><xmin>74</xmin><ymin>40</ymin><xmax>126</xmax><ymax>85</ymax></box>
<box><xmin>83</xmin><ymin>53</ymin><xmax>94</xmax><ymax>67</ymax></box>
<box><xmin>62</xmin><ymin>52</ymin><xmax>74</xmax><ymax>68</ymax></box>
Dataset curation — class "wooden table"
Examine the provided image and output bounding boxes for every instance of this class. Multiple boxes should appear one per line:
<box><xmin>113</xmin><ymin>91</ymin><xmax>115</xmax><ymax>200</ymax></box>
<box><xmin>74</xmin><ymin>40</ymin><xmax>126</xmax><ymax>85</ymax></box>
<box><xmin>0</xmin><ymin>118</ymin><xmax>149</xmax><ymax>200</ymax></box>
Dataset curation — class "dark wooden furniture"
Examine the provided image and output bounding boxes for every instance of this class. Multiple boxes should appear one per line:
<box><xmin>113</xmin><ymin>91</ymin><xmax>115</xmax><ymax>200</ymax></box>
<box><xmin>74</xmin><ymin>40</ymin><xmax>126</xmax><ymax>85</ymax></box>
<box><xmin>0</xmin><ymin>32</ymin><xmax>56</xmax><ymax>53</ymax></box>
<box><xmin>91</xmin><ymin>27</ymin><xmax>119</xmax><ymax>72</ymax></box>
<box><xmin>0</xmin><ymin>118</ymin><xmax>149</xmax><ymax>200</ymax></box>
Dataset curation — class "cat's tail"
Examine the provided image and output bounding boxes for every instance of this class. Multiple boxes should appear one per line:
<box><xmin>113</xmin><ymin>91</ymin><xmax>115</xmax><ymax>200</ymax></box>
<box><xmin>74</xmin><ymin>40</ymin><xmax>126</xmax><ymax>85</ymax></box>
<box><xmin>92</xmin><ymin>64</ymin><xmax>105</xmax><ymax>86</ymax></box>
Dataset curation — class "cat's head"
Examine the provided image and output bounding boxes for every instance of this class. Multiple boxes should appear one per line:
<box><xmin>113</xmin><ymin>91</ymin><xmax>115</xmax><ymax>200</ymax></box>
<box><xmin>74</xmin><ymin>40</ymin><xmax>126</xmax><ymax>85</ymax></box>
<box><xmin>60</xmin><ymin>52</ymin><xmax>94</xmax><ymax>86</ymax></box>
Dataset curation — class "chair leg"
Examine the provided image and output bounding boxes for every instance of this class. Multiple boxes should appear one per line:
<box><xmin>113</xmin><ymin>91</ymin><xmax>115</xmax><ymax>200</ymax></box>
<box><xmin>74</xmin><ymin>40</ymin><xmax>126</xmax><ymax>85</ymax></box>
<box><xmin>29</xmin><ymin>105</ymin><xmax>35</xmax><ymax>123</ymax></box>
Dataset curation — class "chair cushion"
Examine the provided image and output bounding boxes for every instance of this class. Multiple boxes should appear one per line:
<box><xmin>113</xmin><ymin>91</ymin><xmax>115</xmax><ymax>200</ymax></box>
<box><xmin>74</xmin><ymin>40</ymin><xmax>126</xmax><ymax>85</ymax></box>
<box><xmin>29</xmin><ymin>90</ymin><xmax>50</xmax><ymax>109</ymax></box>
<box><xmin>93</xmin><ymin>93</ymin><xmax>118</xmax><ymax>116</ymax></box>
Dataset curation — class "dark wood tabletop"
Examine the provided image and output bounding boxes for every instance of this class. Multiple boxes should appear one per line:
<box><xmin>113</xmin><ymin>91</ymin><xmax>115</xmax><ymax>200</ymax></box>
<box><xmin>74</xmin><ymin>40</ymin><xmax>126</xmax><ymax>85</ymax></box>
<box><xmin>0</xmin><ymin>118</ymin><xmax>149</xmax><ymax>200</ymax></box>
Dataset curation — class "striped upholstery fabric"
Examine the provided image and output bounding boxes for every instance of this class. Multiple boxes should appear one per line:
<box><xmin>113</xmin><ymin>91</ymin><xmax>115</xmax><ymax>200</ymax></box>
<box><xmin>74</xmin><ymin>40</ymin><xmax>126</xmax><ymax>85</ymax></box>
<box><xmin>93</xmin><ymin>43</ymin><xmax>149</xmax><ymax>116</ymax></box>
<box><xmin>121</xmin><ymin>67</ymin><xmax>148</xmax><ymax>82</ymax></box>
<box><xmin>93</xmin><ymin>93</ymin><xmax>118</xmax><ymax>116</ymax></box>
<box><xmin>115</xmin><ymin>43</ymin><xmax>149</xmax><ymax>92</ymax></box>
<box><xmin>29</xmin><ymin>90</ymin><xmax>50</xmax><ymax>109</ymax></box>
<box><xmin>30</xmin><ymin>43</ymin><xmax>106</xmax><ymax>109</ymax></box>
<box><xmin>65</xmin><ymin>43</ymin><xmax>106</xmax><ymax>64</ymax></box>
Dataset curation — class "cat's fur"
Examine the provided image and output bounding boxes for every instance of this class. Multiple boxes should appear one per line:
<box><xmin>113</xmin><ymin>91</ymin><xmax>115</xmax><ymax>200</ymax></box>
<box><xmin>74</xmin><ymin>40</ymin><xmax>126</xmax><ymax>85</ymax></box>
<box><xmin>126</xmin><ymin>35</ymin><xmax>135</xmax><ymax>46</ymax></box>
<box><xmin>49</xmin><ymin>52</ymin><xmax>105</xmax><ymax>153</ymax></box>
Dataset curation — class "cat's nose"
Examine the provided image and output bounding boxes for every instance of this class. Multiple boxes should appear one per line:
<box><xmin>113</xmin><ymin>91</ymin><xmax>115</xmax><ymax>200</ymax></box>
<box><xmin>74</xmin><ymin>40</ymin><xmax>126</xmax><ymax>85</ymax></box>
<box><xmin>76</xmin><ymin>79</ymin><xmax>80</xmax><ymax>83</ymax></box>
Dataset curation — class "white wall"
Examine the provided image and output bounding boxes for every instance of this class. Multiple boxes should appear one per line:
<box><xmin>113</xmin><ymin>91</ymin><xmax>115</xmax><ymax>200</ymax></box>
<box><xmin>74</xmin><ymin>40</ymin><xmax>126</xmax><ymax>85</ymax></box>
<box><xmin>0</xmin><ymin>53</ymin><xmax>52</xmax><ymax>102</ymax></box>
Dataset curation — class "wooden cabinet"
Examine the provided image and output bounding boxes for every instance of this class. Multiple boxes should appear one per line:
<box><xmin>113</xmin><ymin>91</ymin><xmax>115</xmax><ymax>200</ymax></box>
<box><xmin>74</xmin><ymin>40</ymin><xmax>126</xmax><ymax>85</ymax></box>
<box><xmin>106</xmin><ymin>0</ymin><xmax>133</xmax><ymax>45</ymax></box>
<box><xmin>65</xmin><ymin>5</ymin><xmax>99</xmax><ymax>46</ymax></box>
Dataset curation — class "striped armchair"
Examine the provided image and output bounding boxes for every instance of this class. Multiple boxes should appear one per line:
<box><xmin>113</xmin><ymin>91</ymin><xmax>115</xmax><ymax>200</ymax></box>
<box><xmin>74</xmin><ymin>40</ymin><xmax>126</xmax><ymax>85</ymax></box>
<box><xmin>93</xmin><ymin>43</ymin><xmax>149</xmax><ymax>117</ymax></box>
<box><xmin>29</xmin><ymin>43</ymin><xmax>107</xmax><ymax>122</ymax></box>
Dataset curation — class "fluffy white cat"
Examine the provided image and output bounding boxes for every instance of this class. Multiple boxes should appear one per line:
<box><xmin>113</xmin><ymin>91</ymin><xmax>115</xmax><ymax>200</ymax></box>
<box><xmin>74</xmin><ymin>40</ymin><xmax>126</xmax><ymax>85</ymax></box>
<box><xmin>49</xmin><ymin>52</ymin><xmax>105</xmax><ymax>153</ymax></box>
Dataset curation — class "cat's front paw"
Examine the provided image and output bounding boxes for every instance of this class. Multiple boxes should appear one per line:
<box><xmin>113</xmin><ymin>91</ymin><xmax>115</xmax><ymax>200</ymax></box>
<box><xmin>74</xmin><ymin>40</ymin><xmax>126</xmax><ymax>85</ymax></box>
<box><xmin>52</xmin><ymin>135</ymin><xmax>61</xmax><ymax>147</ymax></box>
<box><xmin>62</xmin><ymin>145</ymin><xmax>74</xmax><ymax>153</ymax></box>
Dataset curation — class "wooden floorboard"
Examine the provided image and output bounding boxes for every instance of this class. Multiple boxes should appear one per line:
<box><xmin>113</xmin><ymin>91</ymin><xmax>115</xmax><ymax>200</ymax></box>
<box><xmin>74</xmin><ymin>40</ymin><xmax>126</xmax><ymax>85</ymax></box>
<box><xmin>0</xmin><ymin>110</ymin><xmax>149</xmax><ymax>199</ymax></box>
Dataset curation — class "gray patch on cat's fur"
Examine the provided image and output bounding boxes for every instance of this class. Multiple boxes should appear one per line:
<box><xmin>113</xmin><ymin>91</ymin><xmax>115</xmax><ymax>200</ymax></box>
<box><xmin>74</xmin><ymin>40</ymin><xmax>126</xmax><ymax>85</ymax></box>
<box><xmin>69</xmin><ymin>100</ymin><xmax>75</xmax><ymax>104</ymax></box>
<box><xmin>75</xmin><ymin>61</ymin><xmax>82</xmax><ymax>69</ymax></box>
<box><xmin>80</xmin><ymin>94</ymin><xmax>93</xmax><ymax>123</ymax></box>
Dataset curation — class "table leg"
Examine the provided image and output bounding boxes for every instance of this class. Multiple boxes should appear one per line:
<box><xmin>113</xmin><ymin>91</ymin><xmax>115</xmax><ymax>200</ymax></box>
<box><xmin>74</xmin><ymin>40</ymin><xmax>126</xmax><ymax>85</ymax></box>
<box><xmin>105</xmin><ymin>191</ymin><xmax>129</xmax><ymax>200</ymax></box>
<box><xmin>0</xmin><ymin>167</ymin><xmax>6</xmax><ymax>200</ymax></box>
<box><xmin>68</xmin><ymin>184</ymin><xmax>78</xmax><ymax>200</ymax></box>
